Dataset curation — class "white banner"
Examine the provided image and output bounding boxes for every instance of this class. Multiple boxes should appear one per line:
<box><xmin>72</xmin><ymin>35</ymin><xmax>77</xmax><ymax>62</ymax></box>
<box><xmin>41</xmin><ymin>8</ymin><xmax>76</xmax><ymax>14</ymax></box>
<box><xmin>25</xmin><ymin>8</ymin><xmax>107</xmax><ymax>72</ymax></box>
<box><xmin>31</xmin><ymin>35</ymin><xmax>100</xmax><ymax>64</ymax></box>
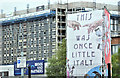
<box><xmin>67</xmin><ymin>10</ymin><xmax>103</xmax><ymax>77</ymax></box>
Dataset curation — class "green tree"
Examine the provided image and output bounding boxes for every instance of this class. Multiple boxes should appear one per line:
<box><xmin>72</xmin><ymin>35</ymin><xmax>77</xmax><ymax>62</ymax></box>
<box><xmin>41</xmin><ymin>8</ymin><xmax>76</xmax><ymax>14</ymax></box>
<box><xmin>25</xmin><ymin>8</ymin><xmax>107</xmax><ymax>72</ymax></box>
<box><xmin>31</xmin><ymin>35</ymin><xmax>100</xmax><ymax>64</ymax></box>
<box><xmin>112</xmin><ymin>48</ymin><xmax>120</xmax><ymax>78</ymax></box>
<box><xmin>46</xmin><ymin>39</ymin><xmax>66</xmax><ymax>78</ymax></box>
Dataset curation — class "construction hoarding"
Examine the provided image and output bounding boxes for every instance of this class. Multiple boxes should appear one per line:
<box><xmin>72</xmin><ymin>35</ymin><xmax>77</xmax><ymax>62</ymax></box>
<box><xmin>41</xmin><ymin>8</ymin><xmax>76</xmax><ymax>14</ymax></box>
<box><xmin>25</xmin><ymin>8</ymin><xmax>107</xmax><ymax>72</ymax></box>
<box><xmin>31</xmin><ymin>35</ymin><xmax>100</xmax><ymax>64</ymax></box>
<box><xmin>66</xmin><ymin>10</ymin><xmax>104</xmax><ymax>77</ymax></box>
<box><xmin>14</xmin><ymin>60</ymin><xmax>44</xmax><ymax>75</ymax></box>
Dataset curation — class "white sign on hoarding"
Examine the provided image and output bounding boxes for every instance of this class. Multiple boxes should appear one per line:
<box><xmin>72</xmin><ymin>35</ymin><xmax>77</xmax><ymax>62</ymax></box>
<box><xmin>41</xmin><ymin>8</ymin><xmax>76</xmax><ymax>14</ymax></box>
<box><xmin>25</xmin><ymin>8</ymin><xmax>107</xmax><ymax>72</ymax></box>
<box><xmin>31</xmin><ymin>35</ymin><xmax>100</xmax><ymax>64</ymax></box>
<box><xmin>17</xmin><ymin>57</ymin><xmax>26</xmax><ymax>68</ymax></box>
<box><xmin>67</xmin><ymin>10</ymin><xmax>103</xmax><ymax>77</ymax></box>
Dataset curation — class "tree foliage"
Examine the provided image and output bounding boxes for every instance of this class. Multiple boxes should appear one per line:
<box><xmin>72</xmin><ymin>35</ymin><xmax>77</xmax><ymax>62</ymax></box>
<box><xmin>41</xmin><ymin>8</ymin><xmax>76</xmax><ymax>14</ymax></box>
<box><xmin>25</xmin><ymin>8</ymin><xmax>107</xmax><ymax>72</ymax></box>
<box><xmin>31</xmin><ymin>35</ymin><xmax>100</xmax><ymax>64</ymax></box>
<box><xmin>112</xmin><ymin>48</ymin><xmax>120</xmax><ymax>78</ymax></box>
<box><xmin>46</xmin><ymin>39</ymin><xmax>66</xmax><ymax>78</ymax></box>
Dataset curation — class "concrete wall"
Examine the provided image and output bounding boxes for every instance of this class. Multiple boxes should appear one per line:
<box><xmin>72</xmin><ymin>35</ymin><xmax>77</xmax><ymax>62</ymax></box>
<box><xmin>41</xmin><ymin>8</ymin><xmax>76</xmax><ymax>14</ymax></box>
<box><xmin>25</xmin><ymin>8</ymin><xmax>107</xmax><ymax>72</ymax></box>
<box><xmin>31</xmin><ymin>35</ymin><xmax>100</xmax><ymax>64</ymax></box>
<box><xmin>0</xmin><ymin>1</ymin><xmax>118</xmax><ymax>18</ymax></box>
<box><xmin>55</xmin><ymin>1</ymin><xmax>118</xmax><ymax>11</ymax></box>
<box><xmin>0</xmin><ymin>65</ymin><xmax>14</xmax><ymax>76</ymax></box>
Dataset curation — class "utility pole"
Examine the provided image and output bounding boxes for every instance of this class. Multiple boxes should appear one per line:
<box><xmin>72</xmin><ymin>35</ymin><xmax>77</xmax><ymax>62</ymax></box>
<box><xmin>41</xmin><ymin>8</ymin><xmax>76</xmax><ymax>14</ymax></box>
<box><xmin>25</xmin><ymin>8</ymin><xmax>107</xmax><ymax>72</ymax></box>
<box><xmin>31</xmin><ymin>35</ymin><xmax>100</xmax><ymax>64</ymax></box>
<box><xmin>21</xmin><ymin>23</ymin><xmax>24</xmax><ymax>78</ymax></box>
<box><xmin>21</xmin><ymin>52</ymin><xmax>24</xmax><ymax>78</ymax></box>
<box><xmin>67</xmin><ymin>0</ymin><xmax>68</xmax><ymax>11</ymax></box>
<box><xmin>1</xmin><ymin>9</ymin><xmax>3</xmax><ymax>18</ymax></box>
<box><xmin>1</xmin><ymin>9</ymin><xmax>3</xmax><ymax>14</ymax></box>
<box><xmin>93</xmin><ymin>0</ymin><xmax>96</xmax><ymax>10</ymax></box>
<box><xmin>48</xmin><ymin>0</ymin><xmax>50</xmax><ymax>9</ymax></box>
<box><xmin>108</xmin><ymin>63</ymin><xmax>111</xmax><ymax>78</ymax></box>
<box><xmin>28</xmin><ymin>66</ymin><xmax>31</xmax><ymax>78</ymax></box>
<box><xmin>27</xmin><ymin>4</ymin><xmax>29</xmax><ymax>14</ymax></box>
<box><xmin>14</xmin><ymin>7</ymin><xmax>16</xmax><ymax>16</ymax></box>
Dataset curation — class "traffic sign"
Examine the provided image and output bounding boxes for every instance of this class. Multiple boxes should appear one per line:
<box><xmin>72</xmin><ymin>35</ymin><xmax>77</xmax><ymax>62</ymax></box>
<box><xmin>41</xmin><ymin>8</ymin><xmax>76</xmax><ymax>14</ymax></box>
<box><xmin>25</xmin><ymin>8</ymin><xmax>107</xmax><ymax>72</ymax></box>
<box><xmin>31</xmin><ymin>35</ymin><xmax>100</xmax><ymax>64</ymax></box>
<box><xmin>17</xmin><ymin>57</ymin><xmax>26</xmax><ymax>68</ymax></box>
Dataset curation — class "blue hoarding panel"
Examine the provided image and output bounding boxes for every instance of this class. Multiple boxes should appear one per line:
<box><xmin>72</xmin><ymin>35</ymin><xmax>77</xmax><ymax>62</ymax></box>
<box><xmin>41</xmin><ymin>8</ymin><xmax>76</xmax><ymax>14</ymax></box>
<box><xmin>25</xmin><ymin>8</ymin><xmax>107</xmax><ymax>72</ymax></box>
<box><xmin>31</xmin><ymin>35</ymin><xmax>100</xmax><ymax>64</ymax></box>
<box><xmin>14</xmin><ymin>60</ymin><xmax>44</xmax><ymax>75</ymax></box>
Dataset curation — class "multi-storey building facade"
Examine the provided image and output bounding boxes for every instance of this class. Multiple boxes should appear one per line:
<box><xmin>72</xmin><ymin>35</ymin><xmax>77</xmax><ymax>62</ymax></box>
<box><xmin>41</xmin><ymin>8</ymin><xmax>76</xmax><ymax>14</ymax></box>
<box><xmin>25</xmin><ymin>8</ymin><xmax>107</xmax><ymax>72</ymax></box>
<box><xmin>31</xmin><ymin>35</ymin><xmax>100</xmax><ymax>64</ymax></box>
<box><xmin>0</xmin><ymin>10</ymin><xmax>56</xmax><ymax>64</ymax></box>
<box><xmin>111</xmin><ymin>14</ymin><xmax>120</xmax><ymax>54</ymax></box>
<box><xmin>0</xmin><ymin>1</ymin><xmax>120</xmax><ymax>65</ymax></box>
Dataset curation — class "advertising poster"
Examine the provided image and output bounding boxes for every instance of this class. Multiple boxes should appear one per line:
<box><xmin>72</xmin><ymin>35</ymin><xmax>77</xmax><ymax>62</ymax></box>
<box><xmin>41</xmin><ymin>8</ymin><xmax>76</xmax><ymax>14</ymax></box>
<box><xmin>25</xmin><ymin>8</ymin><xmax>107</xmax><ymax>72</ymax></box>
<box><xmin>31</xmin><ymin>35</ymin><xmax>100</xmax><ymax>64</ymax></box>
<box><xmin>104</xmin><ymin>8</ymin><xmax>111</xmax><ymax>64</ymax></box>
<box><xmin>66</xmin><ymin>10</ymin><xmax>103</xmax><ymax>77</ymax></box>
<box><xmin>14</xmin><ymin>60</ymin><xmax>44</xmax><ymax>75</ymax></box>
<box><xmin>104</xmin><ymin>8</ymin><xmax>111</xmax><ymax>76</ymax></box>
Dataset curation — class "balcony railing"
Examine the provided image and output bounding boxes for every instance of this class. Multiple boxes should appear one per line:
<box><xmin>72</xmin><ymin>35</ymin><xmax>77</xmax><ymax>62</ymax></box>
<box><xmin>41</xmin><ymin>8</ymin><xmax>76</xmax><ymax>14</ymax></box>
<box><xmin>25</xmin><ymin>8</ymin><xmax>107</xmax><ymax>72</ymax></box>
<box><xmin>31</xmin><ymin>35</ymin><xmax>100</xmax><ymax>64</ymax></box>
<box><xmin>58</xmin><ymin>34</ymin><xmax>65</xmax><ymax>37</ymax></box>
<box><xmin>111</xmin><ymin>31</ymin><xmax>120</xmax><ymax>37</ymax></box>
<box><xmin>57</xmin><ymin>12</ymin><xmax>65</xmax><ymax>16</ymax></box>
<box><xmin>58</xmin><ymin>26</ymin><xmax>66</xmax><ymax>30</ymax></box>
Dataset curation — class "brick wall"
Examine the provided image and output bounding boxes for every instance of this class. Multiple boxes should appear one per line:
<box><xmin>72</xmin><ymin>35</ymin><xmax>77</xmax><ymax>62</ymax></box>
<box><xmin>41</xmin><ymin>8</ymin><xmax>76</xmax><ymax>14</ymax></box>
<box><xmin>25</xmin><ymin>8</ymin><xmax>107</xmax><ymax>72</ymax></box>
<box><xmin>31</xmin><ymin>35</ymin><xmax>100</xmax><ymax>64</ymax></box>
<box><xmin>111</xmin><ymin>37</ymin><xmax>120</xmax><ymax>44</ymax></box>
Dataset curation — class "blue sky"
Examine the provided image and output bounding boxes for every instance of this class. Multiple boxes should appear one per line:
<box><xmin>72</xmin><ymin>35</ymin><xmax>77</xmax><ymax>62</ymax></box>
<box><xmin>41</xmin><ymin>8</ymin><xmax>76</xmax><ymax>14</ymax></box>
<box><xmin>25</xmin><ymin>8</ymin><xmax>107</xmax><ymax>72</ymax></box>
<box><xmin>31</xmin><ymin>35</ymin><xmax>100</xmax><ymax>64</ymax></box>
<box><xmin>0</xmin><ymin>0</ymin><xmax>119</xmax><ymax>14</ymax></box>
